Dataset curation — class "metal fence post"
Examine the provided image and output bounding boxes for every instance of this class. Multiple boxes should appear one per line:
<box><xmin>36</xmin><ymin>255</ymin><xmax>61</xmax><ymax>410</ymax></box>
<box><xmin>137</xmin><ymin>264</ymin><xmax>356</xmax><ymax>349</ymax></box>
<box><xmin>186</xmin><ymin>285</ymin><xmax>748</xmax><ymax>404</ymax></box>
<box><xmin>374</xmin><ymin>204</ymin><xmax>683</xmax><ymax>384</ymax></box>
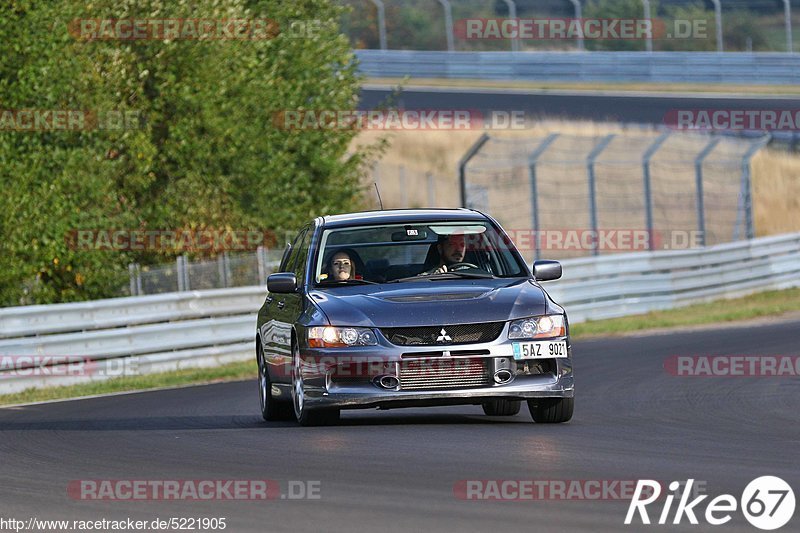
<box><xmin>370</xmin><ymin>0</ymin><xmax>387</xmax><ymax>50</ymax></box>
<box><xmin>642</xmin><ymin>132</ymin><xmax>670</xmax><ymax>250</ymax></box>
<box><xmin>528</xmin><ymin>134</ymin><xmax>559</xmax><ymax>261</ymax></box>
<box><xmin>501</xmin><ymin>0</ymin><xmax>519</xmax><ymax>52</ymax></box>
<box><xmin>784</xmin><ymin>0</ymin><xmax>793</xmax><ymax>53</ymax></box>
<box><xmin>586</xmin><ymin>135</ymin><xmax>616</xmax><ymax>256</ymax></box>
<box><xmin>129</xmin><ymin>263</ymin><xmax>136</xmax><ymax>296</ymax></box>
<box><xmin>128</xmin><ymin>263</ymin><xmax>142</xmax><ymax>296</ymax></box>
<box><xmin>694</xmin><ymin>137</ymin><xmax>720</xmax><ymax>247</ymax></box>
<box><xmin>218</xmin><ymin>253</ymin><xmax>229</xmax><ymax>288</ymax></box>
<box><xmin>399</xmin><ymin>165</ymin><xmax>407</xmax><ymax>207</ymax></box>
<box><xmin>257</xmin><ymin>245</ymin><xmax>266</xmax><ymax>284</ymax></box>
<box><xmin>438</xmin><ymin>0</ymin><xmax>454</xmax><ymax>51</ymax></box>
<box><xmin>711</xmin><ymin>0</ymin><xmax>723</xmax><ymax>52</ymax></box>
<box><xmin>458</xmin><ymin>133</ymin><xmax>490</xmax><ymax>207</ymax></box>
<box><xmin>176</xmin><ymin>256</ymin><xmax>185</xmax><ymax>292</ymax></box>
<box><xmin>736</xmin><ymin>135</ymin><xmax>771</xmax><ymax>240</ymax></box>
<box><xmin>568</xmin><ymin>0</ymin><xmax>584</xmax><ymax>51</ymax></box>
<box><xmin>641</xmin><ymin>0</ymin><xmax>653</xmax><ymax>52</ymax></box>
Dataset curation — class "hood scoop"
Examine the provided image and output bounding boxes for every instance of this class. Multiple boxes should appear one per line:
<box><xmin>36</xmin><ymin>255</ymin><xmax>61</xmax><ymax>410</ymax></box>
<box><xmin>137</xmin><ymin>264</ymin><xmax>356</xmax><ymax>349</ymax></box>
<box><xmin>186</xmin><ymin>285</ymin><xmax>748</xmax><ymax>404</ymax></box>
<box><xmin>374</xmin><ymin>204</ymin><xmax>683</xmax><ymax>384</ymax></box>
<box><xmin>380</xmin><ymin>291</ymin><xmax>487</xmax><ymax>303</ymax></box>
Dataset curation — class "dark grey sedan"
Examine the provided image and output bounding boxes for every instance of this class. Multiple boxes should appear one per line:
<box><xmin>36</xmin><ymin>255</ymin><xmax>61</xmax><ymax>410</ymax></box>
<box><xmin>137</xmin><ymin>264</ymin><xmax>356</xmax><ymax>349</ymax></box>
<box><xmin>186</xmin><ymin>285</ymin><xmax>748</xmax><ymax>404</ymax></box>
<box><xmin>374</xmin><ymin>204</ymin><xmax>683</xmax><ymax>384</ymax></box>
<box><xmin>256</xmin><ymin>209</ymin><xmax>573</xmax><ymax>426</ymax></box>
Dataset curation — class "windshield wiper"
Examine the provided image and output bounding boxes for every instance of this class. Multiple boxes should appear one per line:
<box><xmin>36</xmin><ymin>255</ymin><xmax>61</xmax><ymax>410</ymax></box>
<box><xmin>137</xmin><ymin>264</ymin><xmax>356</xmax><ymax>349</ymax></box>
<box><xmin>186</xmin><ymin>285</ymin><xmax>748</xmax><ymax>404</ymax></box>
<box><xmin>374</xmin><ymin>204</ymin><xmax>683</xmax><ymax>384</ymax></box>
<box><xmin>388</xmin><ymin>271</ymin><xmax>495</xmax><ymax>283</ymax></box>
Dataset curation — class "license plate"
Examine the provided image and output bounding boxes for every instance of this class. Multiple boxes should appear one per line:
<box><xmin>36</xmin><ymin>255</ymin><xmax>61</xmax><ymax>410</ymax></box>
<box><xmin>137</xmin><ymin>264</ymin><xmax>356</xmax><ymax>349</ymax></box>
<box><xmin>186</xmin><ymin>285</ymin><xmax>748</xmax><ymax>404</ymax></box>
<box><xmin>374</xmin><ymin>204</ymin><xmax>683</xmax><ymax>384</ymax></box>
<box><xmin>512</xmin><ymin>341</ymin><xmax>568</xmax><ymax>360</ymax></box>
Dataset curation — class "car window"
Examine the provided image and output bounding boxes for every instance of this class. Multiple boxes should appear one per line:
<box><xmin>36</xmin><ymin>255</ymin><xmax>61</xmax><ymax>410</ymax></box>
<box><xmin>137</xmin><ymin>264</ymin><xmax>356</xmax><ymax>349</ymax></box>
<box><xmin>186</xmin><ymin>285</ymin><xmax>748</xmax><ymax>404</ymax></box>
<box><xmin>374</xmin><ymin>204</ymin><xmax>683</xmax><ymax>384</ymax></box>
<box><xmin>278</xmin><ymin>242</ymin><xmax>293</xmax><ymax>272</ymax></box>
<box><xmin>281</xmin><ymin>229</ymin><xmax>306</xmax><ymax>273</ymax></box>
<box><xmin>291</xmin><ymin>228</ymin><xmax>312</xmax><ymax>286</ymax></box>
<box><xmin>314</xmin><ymin>221</ymin><xmax>527</xmax><ymax>284</ymax></box>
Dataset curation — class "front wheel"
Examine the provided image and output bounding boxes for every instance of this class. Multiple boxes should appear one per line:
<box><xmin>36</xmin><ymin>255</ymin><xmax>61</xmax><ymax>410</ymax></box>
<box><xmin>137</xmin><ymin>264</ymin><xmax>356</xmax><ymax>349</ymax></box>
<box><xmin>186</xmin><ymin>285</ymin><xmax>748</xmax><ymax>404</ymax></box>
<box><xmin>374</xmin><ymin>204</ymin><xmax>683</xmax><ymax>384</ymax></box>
<box><xmin>527</xmin><ymin>397</ymin><xmax>574</xmax><ymax>423</ymax></box>
<box><xmin>258</xmin><ymin>344</ymin><xmax>293</xmax><ymax>421</ymax></box>
<box><xmin>291</xmin><ymin>340</ymin><xmax>340</xmax><ymax>426</ymax></box>
<box><xmin>481</xmin><ymin>399</ymin><xmax>521</xmax><ymax>416</ymax></box>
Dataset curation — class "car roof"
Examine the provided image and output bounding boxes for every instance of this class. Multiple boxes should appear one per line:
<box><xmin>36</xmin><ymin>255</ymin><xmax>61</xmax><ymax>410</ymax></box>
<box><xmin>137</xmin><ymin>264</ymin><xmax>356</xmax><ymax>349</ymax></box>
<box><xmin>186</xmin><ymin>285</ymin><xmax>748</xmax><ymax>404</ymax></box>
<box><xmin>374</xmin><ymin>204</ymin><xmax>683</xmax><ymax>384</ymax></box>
<box><xmin>319</xmin><ymin>208</ymin><xmax>488</xmax><ymax>229</ymax></box>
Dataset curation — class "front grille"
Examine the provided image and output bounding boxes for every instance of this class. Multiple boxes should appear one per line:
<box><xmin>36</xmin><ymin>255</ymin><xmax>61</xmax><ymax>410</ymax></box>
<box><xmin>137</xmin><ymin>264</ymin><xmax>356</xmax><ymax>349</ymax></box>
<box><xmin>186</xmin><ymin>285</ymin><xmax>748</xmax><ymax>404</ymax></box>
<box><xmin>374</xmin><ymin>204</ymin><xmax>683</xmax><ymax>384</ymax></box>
<box><xmin>401</xmin><ymin>349</ymin><xmax>490</xmax><ymax>359</ymax></box>
<box><xmin>398</xmin><ymin>358</ymin><xmax>491</xmax><ymax>390</ymax></box>
<box><xmin>381</xmin><ymin>322</ymin><xmax>504</xmax><ymax>346</ymax></box>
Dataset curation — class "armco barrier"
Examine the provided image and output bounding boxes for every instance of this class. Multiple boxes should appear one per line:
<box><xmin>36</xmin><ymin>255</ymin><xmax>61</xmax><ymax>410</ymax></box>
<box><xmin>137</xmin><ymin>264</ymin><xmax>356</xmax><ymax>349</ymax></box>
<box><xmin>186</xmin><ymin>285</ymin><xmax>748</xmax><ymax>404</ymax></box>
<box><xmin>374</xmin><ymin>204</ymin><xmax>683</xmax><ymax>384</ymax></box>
<box><xmin>1</xmin><ymin>232</ymin><xmax>799</xmax><ymax>394</ymax></box>
<box><xmin>355</xmin><ymin>50</ymin><xmax>800</xmax><ymax>85</ymax></box>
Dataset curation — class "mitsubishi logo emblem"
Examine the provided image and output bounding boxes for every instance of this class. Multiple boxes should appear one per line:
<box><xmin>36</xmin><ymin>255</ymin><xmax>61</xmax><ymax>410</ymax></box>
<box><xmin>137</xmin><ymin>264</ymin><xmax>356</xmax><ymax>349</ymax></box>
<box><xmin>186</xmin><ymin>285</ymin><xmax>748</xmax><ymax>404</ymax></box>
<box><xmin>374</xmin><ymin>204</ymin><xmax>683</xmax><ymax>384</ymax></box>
<box><xmin>436</xmin><ymin>328</ymin><xmax>452</xmax><ymax>343</ymax></box>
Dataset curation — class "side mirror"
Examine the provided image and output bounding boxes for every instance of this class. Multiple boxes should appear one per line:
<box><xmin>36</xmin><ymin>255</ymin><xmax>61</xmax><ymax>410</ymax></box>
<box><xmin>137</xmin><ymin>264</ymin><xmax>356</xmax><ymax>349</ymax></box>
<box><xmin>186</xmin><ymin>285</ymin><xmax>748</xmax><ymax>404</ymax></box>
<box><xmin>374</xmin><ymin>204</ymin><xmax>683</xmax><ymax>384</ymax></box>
<box><xmin>267</xmin><ymin>272</ymin><xmax>297</xmax><ymax>293</ymax></box>
<box><xmin>533</xmin><ymin>260</ymin><xmax>562</xmax><ymax>281</ymax></box>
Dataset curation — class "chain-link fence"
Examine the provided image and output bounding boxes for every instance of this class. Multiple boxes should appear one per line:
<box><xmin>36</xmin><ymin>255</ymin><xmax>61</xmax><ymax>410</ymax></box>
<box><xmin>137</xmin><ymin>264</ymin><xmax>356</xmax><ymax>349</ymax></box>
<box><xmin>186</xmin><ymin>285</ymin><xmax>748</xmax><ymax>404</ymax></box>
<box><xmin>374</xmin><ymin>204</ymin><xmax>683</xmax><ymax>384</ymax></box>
<box><xmin>126</xmin><ymin>247</ymin><xmax>284</xmax><ymax>296</ymax></box>
<box><xmin>343</xmin><ymin>0</ymin><xmax>800</xmax><ymax>53</ymax></box>
<box><xmin>459</xmin><ymin>131</ymin><xmax>770</xmax><ymax>261</ymax></box>
<box><xmin>126</xmin><ymin>130</ymin><xmax>769</xmax><ymax>293</ymax></box>
<box><xmin>370</xmin><ymin>164</ymin><xmax>456</xmax><ymax>209</ymax></box>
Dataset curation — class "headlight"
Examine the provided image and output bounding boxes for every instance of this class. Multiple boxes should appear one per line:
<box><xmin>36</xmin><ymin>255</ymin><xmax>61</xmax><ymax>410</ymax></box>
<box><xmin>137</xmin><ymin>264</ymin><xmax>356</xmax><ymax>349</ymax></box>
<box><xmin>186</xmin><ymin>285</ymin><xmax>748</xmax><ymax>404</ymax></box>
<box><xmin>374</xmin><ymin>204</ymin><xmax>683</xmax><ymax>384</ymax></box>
<box><xmin>508</xmin><ymin>315</ymin><xmax>566</xmax><ymax>339</ymax></box>
<box><xmin>308</xmin><ymin>326</ymin><xmax>378</xmax><ymax>348</ymax></box>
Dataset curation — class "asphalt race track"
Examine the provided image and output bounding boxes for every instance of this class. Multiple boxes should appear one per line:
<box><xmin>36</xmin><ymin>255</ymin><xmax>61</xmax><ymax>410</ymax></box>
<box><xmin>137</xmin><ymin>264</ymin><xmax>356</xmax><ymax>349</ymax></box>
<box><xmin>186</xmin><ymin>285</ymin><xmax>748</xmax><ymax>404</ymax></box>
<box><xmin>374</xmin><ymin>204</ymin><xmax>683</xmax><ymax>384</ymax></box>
<box><xmin>1</xmin><ymin>320</ymin><xmax>798</xmax><ymax>533</ymax></box>
<box><xmin>359</xmin><ymin>85</ymin><xmax>800</xmax><ymax>127</ymax></box>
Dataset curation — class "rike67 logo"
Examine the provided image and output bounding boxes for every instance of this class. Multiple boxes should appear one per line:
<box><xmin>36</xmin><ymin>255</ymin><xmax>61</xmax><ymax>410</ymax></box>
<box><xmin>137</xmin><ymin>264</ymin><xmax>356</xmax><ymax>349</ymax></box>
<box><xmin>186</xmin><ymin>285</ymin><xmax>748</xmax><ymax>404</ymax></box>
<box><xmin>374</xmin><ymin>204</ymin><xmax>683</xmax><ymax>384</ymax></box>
<box><xmin>626</xmin><ymin>477</ymin><xmax>795</xmax><ymax>530</ymax></box>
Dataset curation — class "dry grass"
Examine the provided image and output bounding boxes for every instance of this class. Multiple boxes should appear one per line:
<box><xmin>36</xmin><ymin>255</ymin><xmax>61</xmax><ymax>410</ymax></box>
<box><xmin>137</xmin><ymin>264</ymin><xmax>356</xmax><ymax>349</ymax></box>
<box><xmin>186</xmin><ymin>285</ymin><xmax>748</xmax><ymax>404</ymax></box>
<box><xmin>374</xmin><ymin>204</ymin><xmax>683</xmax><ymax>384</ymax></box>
<box><xmin>752</xmin><ymin>149</ymin><xmax>800</xmax><ymax>236</ymax></box>
<box><xmin>367</xmin><ymin>77</ymin><xmax>800</xmax><ymax>96</ymax></box>
<box><xmin>354</xmin><ymin>120</ymin><xmax>800</xmax><ymax>237</ymax></box>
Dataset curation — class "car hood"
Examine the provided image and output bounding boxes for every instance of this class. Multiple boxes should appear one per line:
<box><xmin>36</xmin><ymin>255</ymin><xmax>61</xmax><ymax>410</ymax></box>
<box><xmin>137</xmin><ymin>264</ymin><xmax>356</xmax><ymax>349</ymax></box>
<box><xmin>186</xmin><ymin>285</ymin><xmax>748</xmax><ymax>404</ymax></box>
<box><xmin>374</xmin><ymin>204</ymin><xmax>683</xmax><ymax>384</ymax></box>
<box><xmin>308</xmin><ymin>278</ymin><xmax>548</xmax><ymax>328</ymax></box>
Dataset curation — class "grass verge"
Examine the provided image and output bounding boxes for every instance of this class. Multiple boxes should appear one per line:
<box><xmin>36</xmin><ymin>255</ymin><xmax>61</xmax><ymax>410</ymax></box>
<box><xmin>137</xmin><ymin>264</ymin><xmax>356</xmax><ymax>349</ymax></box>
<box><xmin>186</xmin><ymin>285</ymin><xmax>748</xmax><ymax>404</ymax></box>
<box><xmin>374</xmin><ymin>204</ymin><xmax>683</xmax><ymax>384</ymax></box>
<box><xmin>1</xmin><ymin>288</ymin><xmax>798</xmax><ymax>407</ymax></box>
<box><xmin>366</xmin><ymin>77</ymin><xmax>800</xmax><ymax>96</ymax></box>
<box><xmin>0</xmin><ymin>360</ymin><xmax>255</xmax><ymax>408</ymax></box>
<box><xmin>571</xmin><ymin>288</ymin><xmax>800</xmax><ymax>338</ymax></box>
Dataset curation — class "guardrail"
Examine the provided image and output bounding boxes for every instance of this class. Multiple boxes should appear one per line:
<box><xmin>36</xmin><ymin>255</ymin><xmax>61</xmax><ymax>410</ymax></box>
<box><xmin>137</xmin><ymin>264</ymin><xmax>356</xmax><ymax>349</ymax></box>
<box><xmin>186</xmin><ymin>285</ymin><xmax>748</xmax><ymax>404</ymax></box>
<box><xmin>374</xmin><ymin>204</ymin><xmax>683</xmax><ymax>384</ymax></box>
<box><xmin>355</xmin><ymin>50</ymin><xmax>800</xmax><ymax>85</ymax></box>
<box><xmin>1</xmin><ymin>232</ymin><xmax>799</xmax><ymax>394</ymax></box>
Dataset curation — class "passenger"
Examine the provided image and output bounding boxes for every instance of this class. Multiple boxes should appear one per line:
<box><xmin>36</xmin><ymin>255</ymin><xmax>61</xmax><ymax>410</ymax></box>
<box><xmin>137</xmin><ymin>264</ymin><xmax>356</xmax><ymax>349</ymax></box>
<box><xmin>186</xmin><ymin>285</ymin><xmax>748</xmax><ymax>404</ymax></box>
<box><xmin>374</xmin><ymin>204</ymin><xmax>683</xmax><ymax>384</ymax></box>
<box><xmin>324</xmin><ymin>249</ymin><xmax>363</xmax><ymax>281</ymax></box>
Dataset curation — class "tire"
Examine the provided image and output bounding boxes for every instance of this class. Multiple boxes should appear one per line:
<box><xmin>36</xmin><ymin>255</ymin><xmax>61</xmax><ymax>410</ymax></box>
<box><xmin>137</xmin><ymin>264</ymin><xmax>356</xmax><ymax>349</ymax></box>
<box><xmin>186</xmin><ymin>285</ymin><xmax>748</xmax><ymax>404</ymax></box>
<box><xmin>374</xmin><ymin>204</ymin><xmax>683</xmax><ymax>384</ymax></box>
<box><xmin>527</xmin><ymin>397</ymin><xmax>574</xmax><ymax>423</ymax></box>
<box><xmin>258</xmin><ymin>343</ymin><xmax>294</xmax><ymax>421</ymax></box>
<box><xmin>481</xmin><ymin>399</ymin><xmax>521</xmax><ymax>416</ymax></box>
<box><xmin>291</xmin><ymin>339</ymin><xmax>340</xmax><ymax>427</ymax></box>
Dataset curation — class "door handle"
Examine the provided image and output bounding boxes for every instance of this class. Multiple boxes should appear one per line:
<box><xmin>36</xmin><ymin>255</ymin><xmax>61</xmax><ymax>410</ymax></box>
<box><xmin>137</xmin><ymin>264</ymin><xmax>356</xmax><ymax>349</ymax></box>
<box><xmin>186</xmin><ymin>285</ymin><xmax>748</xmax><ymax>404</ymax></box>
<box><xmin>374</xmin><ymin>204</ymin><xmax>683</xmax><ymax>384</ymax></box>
<box><xmin>277</xmin><ymin>300</ymin><xmax>285</xmax><ymax>309</ymax></box>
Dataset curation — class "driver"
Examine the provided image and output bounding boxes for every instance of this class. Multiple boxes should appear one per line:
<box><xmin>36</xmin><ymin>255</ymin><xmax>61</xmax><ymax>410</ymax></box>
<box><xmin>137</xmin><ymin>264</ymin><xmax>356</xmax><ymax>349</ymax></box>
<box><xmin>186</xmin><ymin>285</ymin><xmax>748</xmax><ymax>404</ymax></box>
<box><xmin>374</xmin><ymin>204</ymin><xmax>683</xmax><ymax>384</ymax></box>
<box><xmin>420</xmin><ymin>233</ymin><xmax>468</xmax><ymax>275</ymax></box>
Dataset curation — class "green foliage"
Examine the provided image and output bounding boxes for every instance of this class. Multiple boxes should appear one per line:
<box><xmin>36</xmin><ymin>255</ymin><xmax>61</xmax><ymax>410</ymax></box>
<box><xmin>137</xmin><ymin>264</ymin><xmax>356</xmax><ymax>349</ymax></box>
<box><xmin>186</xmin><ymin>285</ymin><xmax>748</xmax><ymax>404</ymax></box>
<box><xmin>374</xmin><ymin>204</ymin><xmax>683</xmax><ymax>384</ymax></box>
<box><xmin>659</xmin><ymin>2</ymin><xmax>715</xmax><ymax>52</ymax></box>
<box><xmin>582</xmin><ymin>0</ymin><xmax>653</xmax><ymax>51</ymax></box>
<box><xmin>0</xmin><ymin>0</ymin><xmax>377</xmax><ymax>306</ymax></box>
<box><xmin>723</xmin><ymin>10</ymin><xmax>769</xmax><ymax>52</ymax></box>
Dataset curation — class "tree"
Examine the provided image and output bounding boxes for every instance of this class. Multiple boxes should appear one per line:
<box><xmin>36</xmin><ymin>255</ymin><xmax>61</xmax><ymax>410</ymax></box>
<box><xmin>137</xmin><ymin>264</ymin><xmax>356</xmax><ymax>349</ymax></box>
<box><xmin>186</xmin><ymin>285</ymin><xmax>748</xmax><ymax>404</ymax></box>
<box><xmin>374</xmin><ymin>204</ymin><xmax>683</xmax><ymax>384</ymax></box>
<box><xmin>0</xmin><ymin>0</ymin><xmax>377</xmax><ymax>305</ymax></box>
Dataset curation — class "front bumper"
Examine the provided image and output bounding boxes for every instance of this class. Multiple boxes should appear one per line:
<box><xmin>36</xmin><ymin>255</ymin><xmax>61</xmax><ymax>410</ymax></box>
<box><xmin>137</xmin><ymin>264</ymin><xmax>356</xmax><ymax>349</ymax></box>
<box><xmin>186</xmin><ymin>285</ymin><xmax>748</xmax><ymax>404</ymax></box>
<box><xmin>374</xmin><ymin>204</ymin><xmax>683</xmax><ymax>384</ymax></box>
<box><xmin>293</xmin><ymin>336</ymin><xmax>574</xmax><ymax>411</ymax></box>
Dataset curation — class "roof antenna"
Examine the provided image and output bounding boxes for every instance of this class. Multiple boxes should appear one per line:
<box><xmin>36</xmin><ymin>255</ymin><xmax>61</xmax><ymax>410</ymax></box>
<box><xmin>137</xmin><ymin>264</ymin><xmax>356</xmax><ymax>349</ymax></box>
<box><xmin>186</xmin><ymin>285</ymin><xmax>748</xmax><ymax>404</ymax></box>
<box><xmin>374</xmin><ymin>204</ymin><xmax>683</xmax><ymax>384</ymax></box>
<box><xmin>374</xmin><ymin>182</ymin><xmax>384</xmax><ymax>210</ymax></box>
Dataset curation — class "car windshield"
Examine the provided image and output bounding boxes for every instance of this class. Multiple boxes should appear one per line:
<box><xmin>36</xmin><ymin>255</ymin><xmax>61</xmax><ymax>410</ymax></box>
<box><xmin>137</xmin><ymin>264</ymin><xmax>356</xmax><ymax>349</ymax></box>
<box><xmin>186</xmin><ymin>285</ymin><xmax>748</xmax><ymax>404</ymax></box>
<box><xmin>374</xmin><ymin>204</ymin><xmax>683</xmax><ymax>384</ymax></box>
<box><xmin>313</xmin><ymin>221</ymin><xmax>527</xmax><ymax>285</ymax></box>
